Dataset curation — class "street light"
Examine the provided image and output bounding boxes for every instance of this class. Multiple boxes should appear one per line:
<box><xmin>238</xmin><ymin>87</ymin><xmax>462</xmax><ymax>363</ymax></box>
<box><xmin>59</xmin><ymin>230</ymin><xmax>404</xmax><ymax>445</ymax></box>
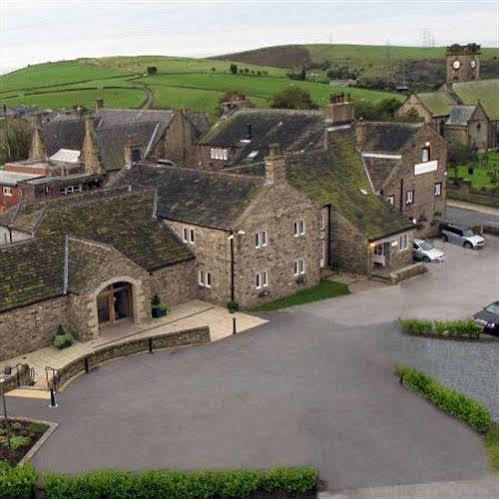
<box><xmin>0</xmin><ymin>379</ymin><xmax>12</xmax><ymax>462</ymax></box>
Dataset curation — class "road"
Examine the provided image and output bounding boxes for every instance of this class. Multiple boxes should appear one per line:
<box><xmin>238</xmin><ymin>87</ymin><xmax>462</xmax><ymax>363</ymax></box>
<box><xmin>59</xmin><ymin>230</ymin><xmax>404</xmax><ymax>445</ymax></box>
<box><xmin>7</xmin><ymin>237</ymin><xmax>498</xmax><ymax>491</ymax></box>
<box><xmin>446</xmin><ymin>204</ymin><xmax>499</xmax><ymax>229</ymax></box>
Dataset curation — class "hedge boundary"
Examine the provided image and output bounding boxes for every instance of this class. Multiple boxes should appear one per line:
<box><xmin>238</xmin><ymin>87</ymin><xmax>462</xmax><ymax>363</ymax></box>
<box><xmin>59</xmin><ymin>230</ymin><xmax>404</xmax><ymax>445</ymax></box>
<box><xmin>399</xmin><ymin>319</ymin><xmax>485</xmax><ymax>340</ymax></box>
<box><xmin>395</xmin><ymin>365</ymin><xmax>491</xmax><ymax>434</ymax></box>
<box><xmin>0</xmin><ymin>466</ymin><xmax>318</xmax><ymax>499</ymax></box>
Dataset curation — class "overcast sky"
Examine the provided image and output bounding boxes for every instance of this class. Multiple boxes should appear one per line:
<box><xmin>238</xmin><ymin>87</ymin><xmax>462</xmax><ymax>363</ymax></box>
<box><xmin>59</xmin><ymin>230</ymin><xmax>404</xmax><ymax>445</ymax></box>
<box><xmin>1</xmin><ymin>0</ymin><xmax>498</xmax><ymax>73</ymax></box>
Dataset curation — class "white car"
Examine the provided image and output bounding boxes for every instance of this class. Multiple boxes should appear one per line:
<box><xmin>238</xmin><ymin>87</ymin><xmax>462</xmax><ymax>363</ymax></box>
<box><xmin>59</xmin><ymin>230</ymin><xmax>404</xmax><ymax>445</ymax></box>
<box><xmin>413</xmin><ymin>239</ymin><xmax>445</xmax><ymax>263</ymax></box>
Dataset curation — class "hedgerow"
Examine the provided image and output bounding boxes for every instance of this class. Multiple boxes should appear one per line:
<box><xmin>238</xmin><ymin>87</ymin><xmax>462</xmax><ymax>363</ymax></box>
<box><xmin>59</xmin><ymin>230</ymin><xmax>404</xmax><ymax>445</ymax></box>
<box><xmin>399</xmin><ymin>319</ymin><xmax>482</xmax><ymax>338</ymax></box>
<box><xmin>0</xmin><ymin>461</ymin><xmax>38</xmax><ymax>499</ymax></box>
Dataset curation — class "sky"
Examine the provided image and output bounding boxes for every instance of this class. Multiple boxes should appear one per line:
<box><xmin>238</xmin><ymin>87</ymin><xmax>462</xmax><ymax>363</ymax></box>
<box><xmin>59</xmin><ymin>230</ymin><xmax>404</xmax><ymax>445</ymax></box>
<box><xmin>1</xmin><ymin>0</ymin><xmax>498</xmax><ymax>73</ymax></box>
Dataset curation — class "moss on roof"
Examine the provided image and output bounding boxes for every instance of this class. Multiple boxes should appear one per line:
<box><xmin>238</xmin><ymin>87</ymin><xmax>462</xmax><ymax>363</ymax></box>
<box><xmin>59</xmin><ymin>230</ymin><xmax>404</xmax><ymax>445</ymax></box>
<box><xmin>286</xmin><ymin>129</ymin><xmax>414</xmax><ymax>240</ymax></box>
<box><xmin>417</xmin><ymin>91</ymin><xmax>456</xmax><ymax>117</ymax></box>
<box><xmin>452</xmin><ymin>79</ymin><xmax>499</xmax><ymax>120</ymax></box>
<box><xmin>363</xmin><ymin>122</ymin><xmax>423</xmax><ymax>153</ymax></box>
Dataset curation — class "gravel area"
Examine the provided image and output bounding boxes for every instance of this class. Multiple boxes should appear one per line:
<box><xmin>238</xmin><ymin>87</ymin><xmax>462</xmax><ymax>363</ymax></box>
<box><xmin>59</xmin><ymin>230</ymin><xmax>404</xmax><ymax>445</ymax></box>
<box><xmin>392</xmin><ymin>332</ymin><xmax>499</xmax><ymax>419</ymax></box>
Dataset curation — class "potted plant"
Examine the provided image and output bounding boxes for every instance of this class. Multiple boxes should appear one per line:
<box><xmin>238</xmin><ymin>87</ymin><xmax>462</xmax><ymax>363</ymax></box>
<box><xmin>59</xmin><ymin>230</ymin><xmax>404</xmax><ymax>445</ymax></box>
<box><xmin>151</xmin><ymin>295</ymin><xmax>167</xmax><ymax>318</ymax></box>
<box><xmin>53</xmin><ymin>324</ymin><xmax>73</xmax><ymax>350</ymax></box>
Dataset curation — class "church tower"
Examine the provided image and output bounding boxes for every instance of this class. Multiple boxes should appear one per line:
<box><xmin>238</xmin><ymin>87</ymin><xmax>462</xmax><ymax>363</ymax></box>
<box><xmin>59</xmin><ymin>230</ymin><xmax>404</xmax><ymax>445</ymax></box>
<box><xmin>446</xmin><ymin>43</ymin><xmax>480</xmax><ymax>83</ymax></box>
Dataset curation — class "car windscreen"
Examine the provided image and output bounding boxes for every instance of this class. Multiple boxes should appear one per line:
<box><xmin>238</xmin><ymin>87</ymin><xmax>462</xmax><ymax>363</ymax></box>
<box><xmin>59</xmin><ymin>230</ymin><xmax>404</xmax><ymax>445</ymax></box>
<box><xmin>484</xmin><ymin>304</ymin><xmax>499</xmax><ymax>315</ymax></box>
<box><xmin>420</xmin><ymin>241</ymin><xmax>433</xmax><ymax>250</ymax></box>
<box><xmin>462</xmin><ymin>229</ymin><xmax>474</xmax><ymax>237</ymax></box>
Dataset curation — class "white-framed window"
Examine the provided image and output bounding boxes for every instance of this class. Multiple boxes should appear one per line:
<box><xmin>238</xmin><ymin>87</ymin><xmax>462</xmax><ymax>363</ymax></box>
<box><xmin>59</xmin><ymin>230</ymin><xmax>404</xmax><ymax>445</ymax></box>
<box><xmin>320</xmin><ymin>241</ymin><xmax>326</xmax><ymax>268</ymax></box>
<box><xmin>399</xmin><ymin>234</ymin><xmax>408</xmax><ymax>251</ymax></box>
<box><xmin>255</xmin><ymin>271</ymin><xmax>268</xmax><ymax>289</ymax></box>
<box><xmin>255</xmin><ymin>231</ymin><xmax>267</xmax><ymax>249</ymax></box>
<box><xmin>434</xmin><ymin>182</ymin><xmax>442</xmax><ymax>197</ymax></box>
<box><xmin>182</xmin><ymin>227</ymin><xmax>195</xmax><ymax>244</ymax></box>
<box><xmin>293</xmin><ymin>219</ymin><xmax>306</xmax><ymax>237</ymax></box>
<box><xmin>421</xmin><ymin>147</ymin><xmax>430</xmax><ymax>163</ymax></box>
<box><xmin>386</xmin><ymin>195</ymin><xmax>395</xmax><ymax>205</ymax></box>
<box><xmin>210</xmin><ymin>147</ymin><xmax>228</xmax><ymax>161</ymax></box>
<box><xmin>320</xmin><ymin>213</ymin><xmax>325</xmax><ymax>231</ymax></box>
<box><xmin>294</xmin><ymin>258</ymin><xmax>306</xmax><ymax>276</ymax></box>
<box><xmin>190</xmin><ymin>228</ymin><xmax>195</xmax><ymax>244</ymax></box>
<box><xmin>199</xmin><ymin>270</ymin><xmax>212</xmax><ymax>288</ymax></box>
<box><xmin>2</xmin><ymin>186</ymin><xmax>12</xmax><ymax>197</ymax></box>
<box><xmin>405</xmin><ymin>190</ymin><xmax>414</xmax><ymax>205</ymax></box>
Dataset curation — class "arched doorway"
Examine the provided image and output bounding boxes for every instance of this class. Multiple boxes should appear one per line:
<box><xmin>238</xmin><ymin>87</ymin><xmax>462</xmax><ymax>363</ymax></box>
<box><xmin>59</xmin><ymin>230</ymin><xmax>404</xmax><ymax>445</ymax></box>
<box><xmin>96</xmin><ymin>281</ymin><xmax>134</xmax><ymax>326</ymax></box>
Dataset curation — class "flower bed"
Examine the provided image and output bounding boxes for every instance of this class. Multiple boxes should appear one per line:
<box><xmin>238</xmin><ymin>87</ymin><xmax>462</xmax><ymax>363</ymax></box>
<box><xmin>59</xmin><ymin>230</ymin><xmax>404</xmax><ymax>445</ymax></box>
<box><xmin>399</xmin><ymin>319</ymin><xmax>483</xmax><ymax>339</ymax></box>
<box><xmin>0</xmin><ymin>419</ymin><xmax>49</xmax><ymax>466</ymax></box>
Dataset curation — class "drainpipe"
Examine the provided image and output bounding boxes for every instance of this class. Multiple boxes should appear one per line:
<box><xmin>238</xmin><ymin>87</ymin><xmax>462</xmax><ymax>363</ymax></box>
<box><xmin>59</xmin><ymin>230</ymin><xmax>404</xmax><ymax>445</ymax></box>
<box><xmin>399</xmin><ymin>178</ymin><xmax>404</xmax><ymax>213</ymax></box>
<box><xmin>229</xmin><ymin>230</ymin><xmax>235</xmax><ymax>302</ymax></box>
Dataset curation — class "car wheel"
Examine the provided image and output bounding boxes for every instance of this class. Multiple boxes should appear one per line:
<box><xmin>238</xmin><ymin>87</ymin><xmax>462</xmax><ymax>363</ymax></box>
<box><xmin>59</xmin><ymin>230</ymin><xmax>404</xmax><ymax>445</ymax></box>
<box><xmin>423</xmin><ymin>256</ymin><xmax>431</xmax><ymax>262</ymax></box>
<box><xmin>442</xmin><ymin>234</ymin><xmax>448</xmax><ymax>242</ymax></box>
<box><xmin>463</xmin><ymin>241</ymin><xmax>473</xmax><ymax>249</ymax></box>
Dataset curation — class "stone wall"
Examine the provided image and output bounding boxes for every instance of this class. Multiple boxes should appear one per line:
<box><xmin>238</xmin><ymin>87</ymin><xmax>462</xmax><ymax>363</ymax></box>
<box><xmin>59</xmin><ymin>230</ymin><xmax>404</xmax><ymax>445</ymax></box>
<box><xmin>150</xmin><ymin>259</ymin><xmax>198</xmax><ymax>308</ymax></box>
<box><xmin>162</xmin><ymin>111</ymin><xmax>196</xmax><ymax>167</ymax></box>
<box><xmin>383</xmin><ymin>125</ymin><xmax>447</xmax><ymax>237</ymax></box>
<box><xmin>234</xmin><ymin>184</ymin><xmax>321</xmax><ymax>309</ymax></box>
<box><xmin>447</xmin><ymin>180</ymin><xmax>499</xmax><ymax>208</ymax></box>
<box><xmin>397</xmin><ymin>95</ymin><xmax>433</xmax><ymax>123</ymax></box>
<box><xmin>0</xmin><ymin>296</ymin><xmax>69</xmax><ymax>361</ymax></box>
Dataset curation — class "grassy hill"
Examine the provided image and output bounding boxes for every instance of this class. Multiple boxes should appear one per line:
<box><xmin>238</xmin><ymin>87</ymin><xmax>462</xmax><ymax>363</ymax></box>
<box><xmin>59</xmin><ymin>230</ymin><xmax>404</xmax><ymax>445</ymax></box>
<box><xmin>0</xmin><ymin>54</ymin><xmax>402</xmax><ymax>119</ymax></box>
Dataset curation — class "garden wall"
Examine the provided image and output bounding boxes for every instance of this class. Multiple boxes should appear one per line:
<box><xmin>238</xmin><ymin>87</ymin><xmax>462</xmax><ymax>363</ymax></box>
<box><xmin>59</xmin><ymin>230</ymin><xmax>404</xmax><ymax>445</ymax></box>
<box><xmin>49</xmin><ymin>326</ymin><xmax>210</xmax><ymax>390</ymax></box>
<box><xmin>447</xmin><ymin>181</ymin><xmax>499</xmax><ymax>207</ymax></box>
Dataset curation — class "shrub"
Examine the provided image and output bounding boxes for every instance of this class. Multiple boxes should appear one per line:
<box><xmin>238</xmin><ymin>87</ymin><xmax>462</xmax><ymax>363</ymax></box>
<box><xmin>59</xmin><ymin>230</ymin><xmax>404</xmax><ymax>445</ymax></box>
<box><xmin>43</xmin><ymin>467</ymin><xmax>318</xmax><ymax>498</ymax></box>
<box><xmin>151</xmin><ymin>295</ymin><xmax>167</xmax><ymax>318</ymax></box>
<box><xmin>395</xmin><ymin>366</ymin><xmax>491</xmax><ymax>433</ymax></box>
<box><xmin>400</xmin><ymin>319</ymin><xmax>482</xmax><ymax>338</ymax></box>
<box><xmin>227</xmin><ymin>300</ymin><xmax>239</xmax><ymax>313</ymax></box>
<box><xmin>56</xmin><ymin>324</ymin><xmax>65</xmax><ymax>336</ymax></box>
<box><xmin>3</xmin><ymin>435</ymin><xmax>31</xmax><ymax>451</ymax></box>
<box><xmin>53</xmin><ymin>332</ymin><xmax>73</xmax><ymax>349</ymax></box>
<box><xmin>0</xmin><ymin>462</ymin><xmax>38</xmax><ymax>499</ymax></box>
<box><xmin>399</xmin><ymin>319</ymin><xmax>433</xmax><ymax>335</ymax></box>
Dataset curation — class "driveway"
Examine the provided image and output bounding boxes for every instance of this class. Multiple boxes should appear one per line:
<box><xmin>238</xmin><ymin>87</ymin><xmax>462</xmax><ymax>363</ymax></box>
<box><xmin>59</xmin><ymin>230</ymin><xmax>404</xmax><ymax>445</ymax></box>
<box><xmin>7</xmin><ymin>237</ymin><xmax>498</xmax><ymax>491</ymax></box>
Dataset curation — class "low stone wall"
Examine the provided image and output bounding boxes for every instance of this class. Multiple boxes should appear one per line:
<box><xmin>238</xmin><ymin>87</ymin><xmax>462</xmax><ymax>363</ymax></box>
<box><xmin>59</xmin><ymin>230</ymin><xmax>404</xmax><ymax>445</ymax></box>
<box><xmin>447</xmin><ymin>181</ymin><xmax>499</xmax><ymax>207</ymax></box>
<box><xmin>391</xmin><ymin>262</ymin><xmax>426</xmax><ymax>284</ymax></box>
<box><xmin>1</xmin><ymin>364</ymin><xmax>32</xmax><ymax>392</ymax></box>
<box><xmin>50</xmin><ymin>326</ymin><xmax>210</xmax><ymax>390</ymax></box>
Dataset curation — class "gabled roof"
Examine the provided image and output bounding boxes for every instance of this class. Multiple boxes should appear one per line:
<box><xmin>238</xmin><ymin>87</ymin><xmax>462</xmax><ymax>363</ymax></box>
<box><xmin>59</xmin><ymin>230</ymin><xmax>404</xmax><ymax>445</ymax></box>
<box><xmin>286</xmin><ymin>129</ymin><xmax>414</xmax><ymax>240</ymax></box>
<box><xmin>451</xmin><ymin>79</ymin><xmax>499</xmax><ymax>120</ymax></box>
<box><xmin>113</xmin><ymin>164</ymin><xmax>265</xmax><ymax>230</ymax></box>
<box><xmin>0</xmin><ymin>188</ymin><xmax>194</xmax><ymax>312</ymax></box>
<box><xmin>199</xmin><ymin>108</ymin><xmax>324</xmax><ymax>163</ymax></box>
<box><xmin>446</xmin><ymin>106</ymin><xmax>477</xmax><ymax>126</ymax></box>
<box><xmin>50</xmin><ymin>148</ymin><xmax>81</xmax><ymax>163</ymax></box>
<box><xmin>363</xmin><ymin>122</ymin><xmax>424</xmax><ymax>153</ymax></box>
<box><xmin>416</xmin><ymin>91</ymin><xmax>456</xmax><ymax>117</ymax></box>
<box><xmin>94</xmin><ymin>108</ymin><xmax>175</xmax><ymax>128</ymax></box>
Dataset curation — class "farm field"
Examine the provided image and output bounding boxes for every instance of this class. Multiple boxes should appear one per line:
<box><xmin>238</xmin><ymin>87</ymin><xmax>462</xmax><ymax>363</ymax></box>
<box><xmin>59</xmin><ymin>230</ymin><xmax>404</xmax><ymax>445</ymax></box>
<box><xmin>0</xmin><ymin>54</ymin><xmax>402</xmax><ymax>117</ymax></box>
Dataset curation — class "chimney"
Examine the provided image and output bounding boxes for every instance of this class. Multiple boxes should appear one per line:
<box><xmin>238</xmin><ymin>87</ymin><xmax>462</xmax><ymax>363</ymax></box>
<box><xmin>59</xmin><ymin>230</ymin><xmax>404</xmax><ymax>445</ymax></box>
<box><xmin>124</xmin><ymin>135</ymin><xmax>140</xmax><ymax>169</ymax></box>
<box><xmin>265</xmin><ymin>143</ymin><xmax>286</xmax><ymax>185</ymax></box>
<box><xmin>355</xmin><ymin>118</ymin><xmax>367</xmax><ymax>148</ymax></box>
<box><xmin>325</xmin><ymin>93</ymin><xmax>355</xmax><ymax>125</ymax></box>
<box><xmin>95</xmin><ymin>98</ymin><xmax>104</xmax><ymax>110</ymax></box>
<box><xmin>29</xmin><ymin>114</ymin><xmax>48</xmax><ymax>161</ymax></box>
<box><xmin>81</xmin><ymin>115</ymin><xmax>104</xmax><ymax>174</ymax></box>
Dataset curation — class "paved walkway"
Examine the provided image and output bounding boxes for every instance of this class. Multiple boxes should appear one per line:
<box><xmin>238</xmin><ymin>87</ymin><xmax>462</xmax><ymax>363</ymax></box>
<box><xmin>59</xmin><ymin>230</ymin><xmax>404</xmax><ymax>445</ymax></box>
<box><xmin>1</xmin><ymin>300</ymin><xmax>266</xmax><ymax>389</ymax></box>
<box><xmin>447</xmin><ymin>199</ymin><xmax>499</xmax><ymax>218</ymax></box>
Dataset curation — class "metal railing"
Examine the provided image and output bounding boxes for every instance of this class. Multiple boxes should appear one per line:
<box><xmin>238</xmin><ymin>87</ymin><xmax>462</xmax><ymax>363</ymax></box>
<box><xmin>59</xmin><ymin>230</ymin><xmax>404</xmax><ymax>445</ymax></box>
<box><xmin>45</xmin><ymin>366</ymin><xmax>60</xmax><ymax>393</ymax></box>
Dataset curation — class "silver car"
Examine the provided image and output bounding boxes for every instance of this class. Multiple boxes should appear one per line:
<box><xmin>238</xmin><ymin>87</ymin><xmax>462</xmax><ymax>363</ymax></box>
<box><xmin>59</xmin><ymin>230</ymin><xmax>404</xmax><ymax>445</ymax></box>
<box><xmin>413</xmin><ymin>239</ymin><xmax>445</xmax><ymax>262</ymax></box>
<box><xmin>440</xmin><ymin>223</ymin><xmax>485</xmax><ymax>249</ymax></box>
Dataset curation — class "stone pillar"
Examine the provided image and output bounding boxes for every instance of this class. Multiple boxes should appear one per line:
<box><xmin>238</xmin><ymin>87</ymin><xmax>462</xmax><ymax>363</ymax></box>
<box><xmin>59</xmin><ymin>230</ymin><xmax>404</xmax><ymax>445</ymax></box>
<box><xmin>81</xmin><ymin>115</ymin><xmax>104</xmax><ymax>174</ymax></box>
<box><xmin>325</xmin><ymin>93</ymin><xmax>355</xmax><ymax>125</ymax></box>
<box><xmin>29</xmin><ymin>114</ymin><xmax>48</xmax><ymax>161</ymax></box>
<box><xmin>355</xmin><ymin>118</ymin><xmax>367</xmax><ymax>148</ymax></box>
<box><xmin>265</xmin><ymin>143</ymin><xmax>286</xmax><ymax>185</ymax></box>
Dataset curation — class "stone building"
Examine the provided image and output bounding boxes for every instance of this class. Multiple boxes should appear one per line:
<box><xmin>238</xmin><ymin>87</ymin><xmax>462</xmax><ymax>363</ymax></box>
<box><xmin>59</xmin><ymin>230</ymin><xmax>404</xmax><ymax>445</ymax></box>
<box><xmin>446</xmin><ymin>43</ymin><xmax>481</xmax><ymax>83</ymax></box>
<box><xmin>114</xmin><ymin>153</ymin><xmax>322</xmax><ymax>310</ymax></box>
<box><xmin>0</xmin><ymin>188</ymin><xmax>196</xmax><ymax>360</ymax></box>
<box><xmin>359</xmin><ymin>121</ymin><xmax>448</xmax><ymax>237</ymax></box>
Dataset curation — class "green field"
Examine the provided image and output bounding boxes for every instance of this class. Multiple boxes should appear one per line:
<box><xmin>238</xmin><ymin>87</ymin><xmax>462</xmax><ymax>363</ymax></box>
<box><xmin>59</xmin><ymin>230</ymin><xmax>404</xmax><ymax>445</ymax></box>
<box><xmin>0</xmin><ymin>54</ymin><xmax>402</xmax><ymax>116</ymax></box>
<box><xmin>449</xmin><ymin>151</ymin><xmax>499</xmax><ymax>188</ymax></box>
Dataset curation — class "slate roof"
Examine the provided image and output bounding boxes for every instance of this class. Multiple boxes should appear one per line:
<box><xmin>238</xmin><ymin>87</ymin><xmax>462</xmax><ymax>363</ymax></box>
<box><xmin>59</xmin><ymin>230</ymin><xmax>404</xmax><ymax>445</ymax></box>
<box><xmin>286</xmin><ymin>129</ymin><xmax>414</xmax><ymax>240</ymax></box>
<box><xmin>199</xmin><ymin>108</ymin><xmax>324</xmax><ymax>163</ymax></box>
<box><xmin>362</xmin><ymin>156</ymin><xmax>401</xmax><ymax>192</ymax></box>
<box><xmin>451</xmin><ymin>79</ymin><xmax>499</xmax><ymax>120</ymax></box>
<box><xmin>446</xmin><ymin>106</ymin><xmax>477</xmax><ymax>126</ymax></box>
<box><xmin>114</xmin><ymin>164</ymin><xmax>265</xmax><ymax>230</ymax></box>
<box><xmin>416</xmin><ymin>91</ymin><xmax>456</xmax><ymax>117</ymax></box>
<box><xmin>0</xmin><ymin>189</ymin><xmax>194</xmax><ymax>312</ymax></box>
<box><xmin>363</xmin><ymin>122</ymin><xmax>424</xmax><ymax>153</ymax></box>
<box><xmin>94</xmin><ymin>108</ymin><xmax>175</xmax><ymax>128</ymax></box>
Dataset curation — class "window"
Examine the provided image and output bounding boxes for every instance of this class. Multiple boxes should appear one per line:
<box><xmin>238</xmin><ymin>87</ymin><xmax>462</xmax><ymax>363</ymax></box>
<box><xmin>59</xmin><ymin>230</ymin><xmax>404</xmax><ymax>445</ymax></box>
<box><xmin>405</xmin><ymin>190</ymin><xmax>414</xmax><ymax>205</ymax></box>
<box><xmin>255</xmin><ymin>231</ymin><xmax>267</xmax><ymax>249</ymax></box>
<box><xmin>190</xmin><ymin>229</ymin><xmax>195</xmax><ymax>244</ymax></box>
<box><xmin>386</xmin><ymin>195</ymin><xmax>395</xmax><ymax>205</ymax></box>
<box><xmin>255</xmin><ymin>271</ymin><xmax>268</xmax><ymax>289</ymax></box>
<box><xmin>210</xmin><ymin>147</ymin><xmax>228</xmax><ymax>161</ymax></box>
<box><xmin>132</xmin><ymin>148</ymin><xmax>141</xmax><ymax>162</ymax></box>
<box><xmin>399</xmin><ymin>234</ymin><xmax>408</xmax><ymax>251</ymax></box>
<box><xmin>294</xmin><ymin>258</ymin><xmax>306</xmax><ymax>276</ymax></box>
<box><xmin>2</xmin><ymin>187</ymin><xmax>12</xmax><ymax>197</ymax></box>
<box><xmin>294</xmin><ymin>219</ymin><xmax>306</xmax><ymax>237</ymax></box>
<box><xmin>434</xmin><ymin>182</ymin><xmax>442</xmax><ymax>197</ymax></box>
<box><xmin>421</xmin><ymin>147</ymin><xmax>430</xmax><ymax>163</ymax></box>
<box><xmin>320</xmin><ymin>213</ymin><xmax>325</xmax><ymax>231</ymax></box>
<box><xmin>199</xmin><ymin>270</ymin><xmax>212</xmax><ymax>288</ymax></box>
<box><xmin>182</xmin><ymin>227</ymin><xmax>195</xmax><ymax>244</ymax></box>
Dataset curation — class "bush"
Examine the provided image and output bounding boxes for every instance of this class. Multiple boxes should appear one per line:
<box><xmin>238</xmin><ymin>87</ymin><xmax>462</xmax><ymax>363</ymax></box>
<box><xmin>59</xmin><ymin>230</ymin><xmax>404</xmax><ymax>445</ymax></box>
<box><xmin>53</xmin><ymin>332</ymin><xmax>73</xmax><ymax>349</ymax></box>
<box><xmin>0</xmin><ymin>462</ymin><xmax>38</xmax><ymax>499</ymax></box>
<box><xmin>270</xmin><ymin>87</ymin><xmax>318</xmax><ymax>110</ymax></box>
<box><xmin>227</xmin><ymin>300</ymin><xmax>239</xmax><ymax>313</ymax></box>
<box><xmin>3</xmin><ymin>435</ymin><xmax>31</xmax><ymax>451</ymax></box>
<box><xmin>151</xmin><ymin>295</ymin><xmax>168</xmax><ymax>318</ymax></box>
<box><xmin>400</xmin><ymin>319</ymin><xmax>482</xmax><ymax>338</ymax></box>
<box><xmin>395</xmin><ymin>366</ymin><xmax>491</xmax><ymax>433</ymax></box>
<box><xmin>43</xmin><ymin>467</ymin><xmax>318</xmax><ymax>498</ymax></box>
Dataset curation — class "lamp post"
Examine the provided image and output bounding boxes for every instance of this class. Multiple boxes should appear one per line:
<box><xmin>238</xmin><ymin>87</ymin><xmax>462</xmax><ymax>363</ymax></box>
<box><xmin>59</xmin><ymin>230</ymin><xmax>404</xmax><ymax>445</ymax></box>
<box><xmin>0</xmin><ymin>379</ymin><xmax>12</xmax><ymax>462</ymax></box>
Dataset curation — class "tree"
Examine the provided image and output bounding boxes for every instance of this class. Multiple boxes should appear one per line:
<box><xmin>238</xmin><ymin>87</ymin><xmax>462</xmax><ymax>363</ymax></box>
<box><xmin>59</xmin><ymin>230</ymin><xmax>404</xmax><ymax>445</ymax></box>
<box><xmin>147</xmin><ymin>66</ymin><xmax>157</xmax><ymax>75</ymax></box>
<box><xmin>211</xmin><ymin>67</ymin><xmax>216</xmax><ymax>72</ymax></box>
<box><xmin>271</xmin><ymin>87</ymin><xmax>318</xmax><ymax>110</ymax></box>
<box><xmin>0</xmin><ymin>117</ymin><xmax>31</xmax><ymax>164</ymax></box>
<box><xmin>230</xmin><ymin>63</ymin><xmax>238</xmax><ymax>74</ymax></box>
<box><xmin>448</xmin><ymin>141</ymin><xmax>475</xmax><ymax>168</ymax></box>
<box><xmin>215</xmin><ymin>91</ymin><xmax>255</xmax><ymax>117</ymax></box>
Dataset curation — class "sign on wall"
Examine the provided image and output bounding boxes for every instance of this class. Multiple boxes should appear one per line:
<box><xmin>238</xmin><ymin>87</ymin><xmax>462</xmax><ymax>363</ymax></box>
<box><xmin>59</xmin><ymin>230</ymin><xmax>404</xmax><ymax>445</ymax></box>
<box><xmin>414</xmin><ymin>160</ymin><xmax>438</xmax><ymax>175</ymax></box>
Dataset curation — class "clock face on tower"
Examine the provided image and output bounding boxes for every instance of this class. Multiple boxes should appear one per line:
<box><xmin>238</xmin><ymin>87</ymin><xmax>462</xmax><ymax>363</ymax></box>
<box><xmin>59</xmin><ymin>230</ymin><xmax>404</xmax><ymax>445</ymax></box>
<box><xmin>471</xmin><ymin>59</ymin><xmax>476</xmax><ymax>69</ymax></box>
<box><xmin>452</xmin><ymin>60</ymin><xmax>461</xmax><ymax>70</ymax></box>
